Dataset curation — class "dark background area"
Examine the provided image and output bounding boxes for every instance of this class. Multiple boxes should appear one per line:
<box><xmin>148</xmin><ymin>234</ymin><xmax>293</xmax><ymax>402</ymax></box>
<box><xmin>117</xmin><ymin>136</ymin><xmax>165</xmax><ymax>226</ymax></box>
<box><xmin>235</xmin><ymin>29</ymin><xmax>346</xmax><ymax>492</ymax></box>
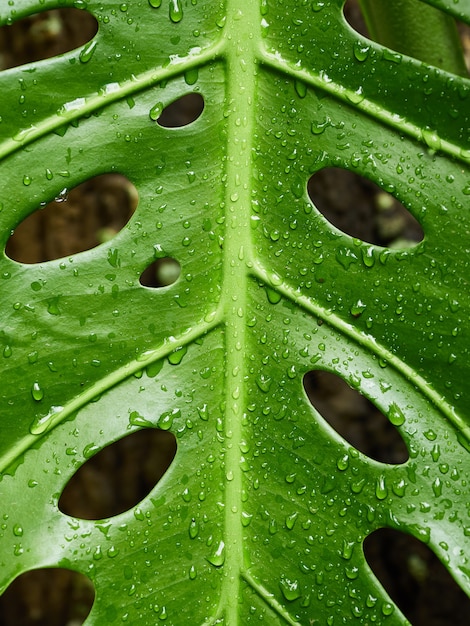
<box><xmin>0</xmin><ymin>2</ymin><xmax>469</xmax><ymax>624</ymax></box>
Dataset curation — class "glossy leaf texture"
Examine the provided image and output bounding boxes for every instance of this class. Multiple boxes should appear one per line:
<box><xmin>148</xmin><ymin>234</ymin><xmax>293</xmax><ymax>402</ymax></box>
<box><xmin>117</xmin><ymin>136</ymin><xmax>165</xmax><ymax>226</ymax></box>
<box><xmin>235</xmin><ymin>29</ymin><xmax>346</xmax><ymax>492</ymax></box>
<box><xmin>1</xmin><ymin>0</ymin><xmax>470</xmax><ymax>624</ymax></box>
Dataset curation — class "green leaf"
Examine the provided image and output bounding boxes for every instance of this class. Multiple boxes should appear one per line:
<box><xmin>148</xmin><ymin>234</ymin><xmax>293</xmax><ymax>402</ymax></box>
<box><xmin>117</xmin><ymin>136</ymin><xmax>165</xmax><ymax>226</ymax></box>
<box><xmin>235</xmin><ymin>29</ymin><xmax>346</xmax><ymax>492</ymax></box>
<box><xmin>1</xmin><ymin>0</ymin><xmax>470</xmax><ymax>623</ymax></box>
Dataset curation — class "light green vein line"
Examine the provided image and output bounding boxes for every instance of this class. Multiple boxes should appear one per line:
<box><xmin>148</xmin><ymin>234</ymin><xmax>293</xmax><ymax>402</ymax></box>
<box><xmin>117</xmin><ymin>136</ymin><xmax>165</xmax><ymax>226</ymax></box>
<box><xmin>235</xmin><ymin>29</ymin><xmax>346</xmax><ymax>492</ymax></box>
<box><xmin>251</xmin><ymin>259</ymin><xmax>470</xmax><ymax>445</ymax></box>
<box><xmin>241</xmin><ymin>571</ymin><xmax>302</xmax><ymax>626</ymax></box>
<box><xmin>0</xmin><ymin>312</ymin><xmax>223</xmax><ymax>475</ymax></box>
<box><xmin>260</xmin><ymin>53</ymin><xmax>470</xmax><ymax>166</ymax></box>
<box><xmin>218</xmin><ymin>2</ymin><xmax>260</xmax><ymax>624</ymax></box>
<box><xmin>0</xmin><ymin>40</ymin><xmax>225</xmax><ymax>162</ymax></box>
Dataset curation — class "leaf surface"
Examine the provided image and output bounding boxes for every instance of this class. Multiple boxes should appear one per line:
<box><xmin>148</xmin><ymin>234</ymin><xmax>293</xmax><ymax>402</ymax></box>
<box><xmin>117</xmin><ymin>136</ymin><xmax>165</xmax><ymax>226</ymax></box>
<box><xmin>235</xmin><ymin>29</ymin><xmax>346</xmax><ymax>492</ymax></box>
<box><xmin>1</xmin><ymin>0</ymin><xmax>470</xmax><ymax>623</ymax></box>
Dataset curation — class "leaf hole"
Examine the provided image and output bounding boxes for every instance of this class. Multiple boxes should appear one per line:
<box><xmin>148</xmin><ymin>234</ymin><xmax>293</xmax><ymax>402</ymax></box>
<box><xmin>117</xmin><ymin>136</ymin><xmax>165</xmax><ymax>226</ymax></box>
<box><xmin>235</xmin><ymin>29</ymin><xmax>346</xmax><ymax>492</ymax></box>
<box><xmin>343</xmin><ymin>0</ymin><xmax>470</xmax><ymax>76</ymax></box>
<box><xmin>0</xmin><ymin>9</ymin><xmax>98</xmax><ymax>70</ymax></box>
<box><xmin>307</xmin><ymin>167</ymin><xmax>424</xmax><ymax>247</ymax></box>
<box><xmin>58</xmin><ymin>428</ymin><xmax>177</xmax><ymax>520</ymax></box>
<box><xmin>303</xmin><ymin>370</ymin><xmax>409</xmax><ymax>464</ymax></box>
<box><xmin>156</xmin><ymin>93</ymin><xmax>205</xmax><ymax>128</ymax></box>
<box><xmin>140</xmin><ymin>257</ymin><xmax>181</xmax><ymax>288</ymax></box>
<box><xmin>0</xmin><ymin>567</ymin><xmax>94</xmax><ymax>625</ymax></box>
<box><xmin>6</xmin><ymin>174</ymin><xmax>138</xmax><ymax>264</ymax></box>
<box><xmin>364</xmin><ymin>528</ymin><xmax>470</xmax><ymax>625</ymax></box>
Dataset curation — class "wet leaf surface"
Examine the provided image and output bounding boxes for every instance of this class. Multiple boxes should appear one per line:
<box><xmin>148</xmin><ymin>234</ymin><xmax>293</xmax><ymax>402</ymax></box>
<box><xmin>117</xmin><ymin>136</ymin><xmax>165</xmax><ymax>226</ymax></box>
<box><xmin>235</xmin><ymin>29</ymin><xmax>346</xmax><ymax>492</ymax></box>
<box><xmin>1</xmin><ymin>1</ymin><xmax>470</xmax><ymax>624</ymax></box>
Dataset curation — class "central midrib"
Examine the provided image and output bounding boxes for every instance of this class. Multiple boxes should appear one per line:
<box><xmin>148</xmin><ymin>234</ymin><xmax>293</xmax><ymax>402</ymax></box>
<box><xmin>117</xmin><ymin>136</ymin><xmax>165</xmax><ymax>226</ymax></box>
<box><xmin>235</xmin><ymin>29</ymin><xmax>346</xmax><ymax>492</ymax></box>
<box><xmin>220</xmin><ymin>2</ymin><xmax>259</xmax><ymax>623</ymax></box>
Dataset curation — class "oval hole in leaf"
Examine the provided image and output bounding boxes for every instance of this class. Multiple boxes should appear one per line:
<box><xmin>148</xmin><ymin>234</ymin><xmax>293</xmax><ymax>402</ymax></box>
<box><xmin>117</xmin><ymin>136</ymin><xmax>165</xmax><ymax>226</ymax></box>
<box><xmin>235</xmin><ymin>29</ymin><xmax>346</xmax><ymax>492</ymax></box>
<box><xmin>156</xmin><ymin>93</ymin><xmax>205</xmax><ymax>128</ymax></box>
<box><xmin>0</xmin><ymin>567</ymin><xmax>94</xmax><ymax>625</ymax></box>
<box><xmin>364</xmin><ymin>528</ymin><xmax>470</xmax><ymax>625</ymax></box>
<box><xmin>6</xmin><ymin>174</ymin><xmax>138</xmax><ymax>264</ymax></box>
<box><xmin>140</xmin><ymin>257</ymin><xmax>181</xmax><ymax>288</ymax></box>
<box><xmin>0</xmin><ymin>9</ymin><xmax>98</xmax><ymax>70</ymax></box>
<box><xmin>58</xmin><ymin>428</ymin><xmax>177</xmax><ymax>520</ymax></box>
<box><xmin>307</xmin><ymin>167</ymin><xmax>424</xmax><ymax>247</ymax></box>
<box><xmin>303</xmin><ymin>370</ymin><xmax>409</xmax><ymax>463</ymax></box>
<box><xmin>343</xmin><ymin>0</ymin><xmax>470</xmax><ymax>76</ymax></box>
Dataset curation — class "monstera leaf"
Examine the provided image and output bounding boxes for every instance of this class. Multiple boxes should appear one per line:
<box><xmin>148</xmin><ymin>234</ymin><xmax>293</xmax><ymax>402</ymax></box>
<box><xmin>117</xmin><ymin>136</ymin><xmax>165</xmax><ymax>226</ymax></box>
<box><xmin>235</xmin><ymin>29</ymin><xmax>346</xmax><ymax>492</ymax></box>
<box><xmin>1</xmin><ymin>0</ymin><xmax>470</xmax><ymax>623</ymax></box>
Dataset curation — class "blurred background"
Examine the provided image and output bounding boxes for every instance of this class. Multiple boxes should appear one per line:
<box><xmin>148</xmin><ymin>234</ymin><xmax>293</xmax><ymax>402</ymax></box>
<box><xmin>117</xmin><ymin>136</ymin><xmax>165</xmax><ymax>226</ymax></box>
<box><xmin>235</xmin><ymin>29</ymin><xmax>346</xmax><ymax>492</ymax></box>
<box><xmin>1</xmin><ymin>2</ymin><xmax>469</xmax><ymax>624</ymax></box>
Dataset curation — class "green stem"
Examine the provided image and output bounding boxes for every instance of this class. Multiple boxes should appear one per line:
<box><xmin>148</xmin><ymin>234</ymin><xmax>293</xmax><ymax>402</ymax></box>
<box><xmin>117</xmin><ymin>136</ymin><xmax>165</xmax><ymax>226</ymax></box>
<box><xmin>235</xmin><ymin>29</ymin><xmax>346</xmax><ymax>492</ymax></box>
<box><xmin>359</xmin><ymin>0</ymin><xmax>468</xmax><ymax>76</ymax></box>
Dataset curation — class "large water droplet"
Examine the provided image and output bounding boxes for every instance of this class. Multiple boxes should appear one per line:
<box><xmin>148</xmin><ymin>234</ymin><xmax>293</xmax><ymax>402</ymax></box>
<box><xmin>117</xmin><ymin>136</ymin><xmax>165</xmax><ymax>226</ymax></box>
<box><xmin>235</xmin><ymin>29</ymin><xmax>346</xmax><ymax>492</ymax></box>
<box><xmin>207</xmin><ymin>540</ymin><xmax>225</xmax><ymax>567</ymax></box>
<box><xmin>31</xmin><ymin>381</ymin><xmax>44</xmax><ymax>401</ymax></box>
<box><xmin>169</xmin><ymin>0</ymin><xmax>183</xmax><ymax>23</ymax></box>
<box><xmin>279</xmin><ymin>576</ymin><xmax>301</xmax><ymax>601</ymax></box>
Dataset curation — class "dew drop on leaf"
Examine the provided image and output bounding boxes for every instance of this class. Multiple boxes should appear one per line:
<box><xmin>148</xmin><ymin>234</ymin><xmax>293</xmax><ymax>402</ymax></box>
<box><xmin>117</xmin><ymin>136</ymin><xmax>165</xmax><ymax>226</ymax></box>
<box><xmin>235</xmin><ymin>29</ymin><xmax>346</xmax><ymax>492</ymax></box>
<box><xmin>188</xmin><ymin>517</ymin><xmax>199</xmax><ymax>539</ymax></box>
<box><xmin>169</xmin><ymin>0</ymin><xmax>183</xmax><ymax>23</ymax></box>
<box><xmin>79</xmin><ymin>39</ymin><xmax>97</xmax><ymax>64</ymax></box>
<box><xmin>168</xmin><ymin>347</ymin><xmax>187</xmax><ymax>365</ymax></box>
<box><xmin>279</xmin><ymin>576</ymin><xmax>301</xmax><ymax>601</ymax></box>
<box><xmin>207</xmin><ymin>540</ymin><xmax>225</xmax><ymax>567</ymax></box>
<box><xmin>158</xmin><ymin>407</ymin><xmax>181</xmax><ymax>430</ymax></box>
<box><xmin>31</xmin><ymin>381</ymin><xmax>44</xmax><ymax>401</ymax></box>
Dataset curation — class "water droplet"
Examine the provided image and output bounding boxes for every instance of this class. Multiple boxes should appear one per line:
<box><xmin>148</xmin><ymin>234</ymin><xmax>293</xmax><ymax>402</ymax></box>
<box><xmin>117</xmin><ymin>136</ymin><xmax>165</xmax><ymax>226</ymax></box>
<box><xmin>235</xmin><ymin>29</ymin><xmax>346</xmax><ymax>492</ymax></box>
<box><xmin>158</xmin><ymin>408</ymin><xmax>181</xmax><ymax>430</ymax></box>
<box><xmin>29</xmin><ymin>406</ymin><xmax>63</xmax><ymax>435</ymax></box>
<box><xmin>13</xmin><ymin>524</ymin><xmax>23</xmax><ymax>537</ymax></box>
<box><xmin>47</xmin><ymin>297</ymin><xmax>61</xmax><ymax>315</ymax></box>
<box><xmin>256</xmin><ymin>374</ymin><xmax>272</xmax><ymax>393</ymax></box>
<box><xmin>23</xmin><ymin>175</ymin><xmax>32</xmax><ymax>186</ymax></box>
<box><xmin>241</xmin><ymin>511</ymin><xmax>253</xmax><ymax>527</ymax></box>
<box><xmin>266</xmin><ymin>287</ymin><xmax>281</xmax><ymax>304</ymax></box>
<box><xmin>207</xmin><ymin>540</ymin><xmax>225</xmax><ymax>567</ymax></box>
<box><xmin>168</xmin><ymin>346</ymin><xmax>187</xmax><ymax>365</ymax></box>
<box><xmin>197</xmin><ymin>404</ymin><xmax>209</xmax><ymax>420</ymax></box>
<box><xmin>388</xmin><ymin>402</ymin><xmax>405</xmax><ymax>426</ymax></box>
<box><xmin>375</xmin><ymin>475</ymin><xmax>388</xmax><ymax>500</ymax></box>
<box><xmin>421</xmin><ymin>126</ymin><xmax>441</xmax><ymax>151</ymax></box>
<box><xmin>31</xmin><ymin>382</ymin><xmax>44</xmax><ymax>401</ymax></box>
<box><xmin>431</xmin><ymin>444</ymin><xmax>440</xmax><ymax>462</ymax></box>
<box><xmin>79</xmin><ymin>40</ymin><xmax>97</xmax><ymax>63</ymax></box>
<box><xmin>149</xmin><ymin>102</ymin><xmax>163</xmax><ymax>121</ymax></box>
<box><xmin>279</xmin><ymin>576</ymin><xmax>301</xmax><ymax>601</ymax></box>
<box><xmin>285</xmin><ymin>512</ymin><xmax>298</xmax><ymax>530</ymax></box>
<box><xmin>134</xmin><ymin>507</ymin><xmax>145</xmax><ymax>521</ymax></box>
<box><xmin>129</xmin><ymin>411</ymin><xmax>153</xmax><ymax>427</ymax></box>
<box><xmin>392</xmin><ymin>478</ymin><xmax>406</xmax><ymax>497</ymax></box>
<box><xmin>189</xmin><ymin>518</ymin><xmax>199</xmax><ymax>539</ymax></box>
<box><xmin>432</xmin><ymin>477</ymin><xmax>442</xmax><ymax>497</ymax></box>
<box><xmin>184</xmin><ymin>68</ymin><xmax>198</xmax><ymax>85</ymax></box>
<box><xmin>345</xmin><ymin>565</ymin><xmax>359</xmax><ymax>579</ymax></box>
<box><xmin>189</xmin><ymin>565</ymin><xmax>197</xmax><ymax>579</ymax></box>
<box><xmin>294</xmin><ymin>80</ymin><xmax>307</xmax><ymax>98</ymax></box>
<box><xmin>148</xmin><ymin>0</ymin><xmax>162</xmax><ymax>7</ymax></box>
<box><xmin>341</xmin><ymin>540</ymin><xmax>354</xmax><ymax>560</ymax></box>
<box><xmin>169</xmin><ymin>0</ymin><xmax>183</xmax><ymax>22</ymax></box>
<box><xmin>311</xmin><ymin>117</ymin><xmax>330</xmax><ymax>134</ymax></box>
<box><xmin>382</xmin><ymin>602</ymin><xmax>394</xmax><ymax>616</ymax></box>
<box><xmin>350</xmin><ymin>299</ymin><xmax>366</xmax><ymax>317</ymax></box>
<box><xmin>353</xmin><ymin>40</ymin><xmax>370</xmax><ymax>62</ymax></box>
